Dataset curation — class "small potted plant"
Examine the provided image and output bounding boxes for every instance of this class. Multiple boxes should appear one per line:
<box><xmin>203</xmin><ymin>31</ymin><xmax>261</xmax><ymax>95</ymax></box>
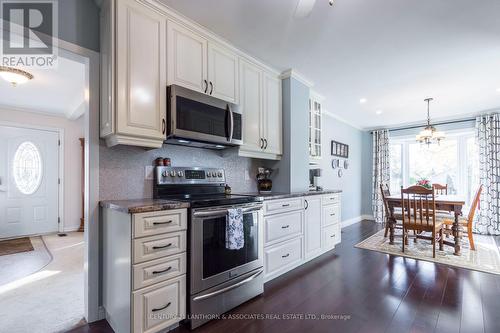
<box><xmin>416</xmin><ymin>179</ymin><xmax>432</xmax><ymax>189</ymax></box>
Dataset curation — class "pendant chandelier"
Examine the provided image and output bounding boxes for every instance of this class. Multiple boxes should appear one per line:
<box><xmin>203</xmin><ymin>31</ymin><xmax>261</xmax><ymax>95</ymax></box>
<box><xmin>416</xmin><ymin>98</ymin><xmax>445</xmax><ymax>146</ymax></box>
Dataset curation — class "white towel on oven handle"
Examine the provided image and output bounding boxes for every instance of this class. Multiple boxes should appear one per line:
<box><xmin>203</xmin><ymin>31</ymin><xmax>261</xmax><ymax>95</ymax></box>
<box><xmin>226</xmin><ymin>208</ymin><xmax>244</xmax><ymax>250</ymax></box>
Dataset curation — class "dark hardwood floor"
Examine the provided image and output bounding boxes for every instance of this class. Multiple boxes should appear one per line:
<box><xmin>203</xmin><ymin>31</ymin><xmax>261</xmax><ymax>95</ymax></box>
<box><xmin>69</xmin><ymin>221</ymin><xmax>500</xmax><ymax>333</ymax></box>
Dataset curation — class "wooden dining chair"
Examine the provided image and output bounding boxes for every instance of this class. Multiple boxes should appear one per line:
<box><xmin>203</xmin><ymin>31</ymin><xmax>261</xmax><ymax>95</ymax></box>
<box><xmin>381</xmin><ymin>184</ymin><xmax>402</xmax><ymax>237</ymax></box>
<box><xmin>432</xmin><ymin>183</ymin><xmax>448</xmax><ymax>195</ymax></box>
<box><xmin>401</xmin><ymin>185</ymin><xmax>444</xmax><ymax>258</ymax></box>
<box><xmin>442</xmin><ymin>185</ymin><xmax>483</xmax><ymax>251</ymax></box>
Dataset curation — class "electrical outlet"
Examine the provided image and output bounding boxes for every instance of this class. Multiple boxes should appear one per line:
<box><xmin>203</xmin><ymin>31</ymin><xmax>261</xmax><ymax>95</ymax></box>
<box><xmin>145</xmin><ymin>166</ymin><xmax>154</xmax><ymax>180</ymax></box>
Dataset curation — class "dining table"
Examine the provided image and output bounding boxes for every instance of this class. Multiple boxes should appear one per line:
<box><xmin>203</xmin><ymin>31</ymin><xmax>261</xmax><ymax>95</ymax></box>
<box><xmin>385</xmin><ymin>194</ymin><xmax>466</xmax><ymax>256</ymax></box>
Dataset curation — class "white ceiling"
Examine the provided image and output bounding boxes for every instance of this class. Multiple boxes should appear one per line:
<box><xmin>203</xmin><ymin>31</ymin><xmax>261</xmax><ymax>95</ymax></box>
<box><xmin>160</xmin><ymin>0</ymin><xmax>500</xmax><ymax>129</ymax></box>
<box><xmin>0</xmin><ymin>55</ymin><xmax>87</xmax><ymax>119</ymax></box>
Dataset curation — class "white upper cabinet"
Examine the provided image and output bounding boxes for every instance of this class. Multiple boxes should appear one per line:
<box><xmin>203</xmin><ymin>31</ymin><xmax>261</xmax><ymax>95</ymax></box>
<box><xmin>309</xmin><ymin>91</ymin><xmax>323</xmax><ymax>160</ymax></box>
<box><xmin>263</xmin><ymin>72</ymin><xmax>282</xmax><ymax>156</ymax></box>
<box><xmin>100</xmin><ymin>0</ymin><xmax>280</xmax><ymax>149</ymax></box>
<box><xmin>239</xmin><ymin>59</ymin><xmax>262</xmax><ymax>153</ymax></box>
<box><xmin>167</xmin><ymin>21</ymin><xmax>208</xmax><ymax>93</ymax></box>
<box><xmin>167</xmin><ymin>21</ymin><xmax>238</xmax><ymax>103</ymax></box>
<box><xmin>114</xmin><ymin>0</ymin><xmax>166</xmax><ymax>144</ymax></box>
<box><xmin>239</xmin><ymin>58</ymin><xmax>282</xmax><ymax>160</ymax></box>
<box><xmin>208</xmin><ymin>43</ymin><xmax>239</xmax><ymax>103</ymax></box>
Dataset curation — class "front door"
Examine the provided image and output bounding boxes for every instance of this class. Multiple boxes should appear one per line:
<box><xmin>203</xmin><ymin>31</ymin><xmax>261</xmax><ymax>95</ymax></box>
<box><xmin>0</xmin><ymin>125</ymin><xmax>59</xmax><ymax>238</ymax></box>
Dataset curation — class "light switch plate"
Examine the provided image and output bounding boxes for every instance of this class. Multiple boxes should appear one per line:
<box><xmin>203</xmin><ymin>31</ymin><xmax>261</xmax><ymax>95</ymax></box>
<box><xmin>145</xmin><ymin>166</ymin><xmax>154</xmax><ymax>180</ymax></box>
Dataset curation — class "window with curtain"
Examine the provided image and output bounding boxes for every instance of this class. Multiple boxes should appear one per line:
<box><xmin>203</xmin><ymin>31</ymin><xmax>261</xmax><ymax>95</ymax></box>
<box><xmin>389</xmin><ymin>130</ymin><xmax>479</xmax><ymax>206</ymax></box>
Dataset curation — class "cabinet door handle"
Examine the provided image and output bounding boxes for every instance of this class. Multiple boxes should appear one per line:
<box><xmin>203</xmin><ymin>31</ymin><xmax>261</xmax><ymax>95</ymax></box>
<box><xmin>330</xmin><ymin>234</ymin><xmax>335</xmax><ymax>238</ymax></box>
<box><xmin>260</xmin><ymin>138</ymin><xmax>264</xmax><ymax>149</ymax></box>
<box><xmin>281</xmin><ymin>225</ymin><xmax>290</xmax><ymax>229</ymax></box>
<box><xmin>304</xmin><ymin>199</ymin><xmax>309</xmax><ymax>210</ymax></box>
<box><xmin>152</xmin><ymin>243</ymin><xmax>172</xmax><ymax>250</ymax></box>
<box><xmin>282</xmin><ymin>203</ymin><xmax>290</xmax><ymax>207</ymax></box>
<box><xmin>264</xmin><ymin>138</ymin><xmax>268</xmax><ymax>149</ymax></box>
<box><xmin>330</xmin><ymin>213</ymin><xmax>336</xmax><ymax>216</ymax></box>
<box><xmin>161</xmin><ymin>119</ymin><xmax>166</xmax><ymax>134</ymax></box>
<box><xmin>152</xmin><ymin>302</ymin><xmax>171</xmax><ymax>312</ymax></box>
<box><xmin>204</xmin><ymin>80</ymin><xmax>208</xmax><ymax>93</ymax></box>
<box><xmin>282</xmin><ymin>253</ymin><xmax>290</xmax><ymax>258</ymax></box>
<box><xmin>209</xmin><ymin>81</ymin><xmax>213</xmax><ymax>95</ymax></box>
<box><xmin>153</xmin><ymin>220</ymin><xmax>172</xmax><ymax>225</ymax></box>
<box><xmin>152</xmin><ymin>266</ymin><xmax>172</xmax><ymax>275</ymax></box>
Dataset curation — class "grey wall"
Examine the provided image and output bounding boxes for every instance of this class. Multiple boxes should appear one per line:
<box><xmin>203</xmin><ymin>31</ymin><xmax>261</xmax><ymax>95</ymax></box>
<box><xmin>266</xmin><ymin>77</ymin><xmax>310</xmax><ymax>192</ymax></box>
<box><xmin>316</xmin><ymin>114</ymin><xmax>371</xmax><ymax>220</ymax></box>
<box><xmin>99</xmin><ymin>143</ymin><xmax>264</xmax><ymax>200</ymax></box>
<box><xmin>58</xmin><ymin>0</ymin><xmax>100</xmax><ymax>51</ymax></box>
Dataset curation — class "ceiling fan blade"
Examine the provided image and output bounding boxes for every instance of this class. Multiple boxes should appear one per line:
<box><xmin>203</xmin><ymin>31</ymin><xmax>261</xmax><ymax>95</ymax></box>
<box><xmin>294</xmin><ymin>0</ymin><xmax>316</xmax><ymax>18</ymax></box>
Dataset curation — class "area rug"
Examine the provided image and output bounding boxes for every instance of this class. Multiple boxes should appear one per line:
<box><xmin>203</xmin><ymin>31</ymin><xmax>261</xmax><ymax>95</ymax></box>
<box><xmin>355</xmin><ymin>229</ymin><xmax>500</xmax><ymax>275</ymax></box>
<box><xmin>0</xmin><ymin>237</ymin><xmax>34</xmax><ymax>256</ymax></box>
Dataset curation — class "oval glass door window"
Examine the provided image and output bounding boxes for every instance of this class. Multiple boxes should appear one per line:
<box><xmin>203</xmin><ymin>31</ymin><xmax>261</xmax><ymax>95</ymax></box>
<box><xmin>13</xmin><ymin>141</ymin><xmax>43</xmax><ymax>195</ymax></box>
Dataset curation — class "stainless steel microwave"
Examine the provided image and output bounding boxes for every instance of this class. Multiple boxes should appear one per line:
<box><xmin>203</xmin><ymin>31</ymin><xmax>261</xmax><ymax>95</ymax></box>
<box><xmin>166</xmin><ymin>85</ymin><xmax>242</xmax><ymax>149</ymax></box>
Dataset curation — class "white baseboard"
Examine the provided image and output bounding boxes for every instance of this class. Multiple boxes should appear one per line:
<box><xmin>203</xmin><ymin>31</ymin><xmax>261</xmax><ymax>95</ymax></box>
<box><xmin>63</xmin><ymin>226</ymin><xmax>82</xmax><ymax>232</ymax></box>
<box><xmin>341</xmin><ymin>215</ymin><xmax>375</xmax><ymax>228</ymax></box>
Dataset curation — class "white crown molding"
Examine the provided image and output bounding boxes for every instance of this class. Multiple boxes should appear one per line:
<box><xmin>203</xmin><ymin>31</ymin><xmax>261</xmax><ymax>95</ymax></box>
<box><xmin>280</xmin><ymin>69</ymin><xmax>314</xmax><ymax>88</ymax></box>
<box><xmin>310</xmin><ymin>89</ymin><xmax>325</xmax><ymax>101</ymax></box>
<box><xmin>323</xmin><ymin>109</ymin><xmax>365</xmax><ymax>131</ymax></box>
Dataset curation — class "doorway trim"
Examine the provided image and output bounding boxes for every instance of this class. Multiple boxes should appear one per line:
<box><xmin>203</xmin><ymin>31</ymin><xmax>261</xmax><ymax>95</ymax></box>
<box><xmin>0</xmin><ymin>121</ymin><xmax>64</xmax><ymax>234</ymax></box>
<box><xmin>54</xmin><ymin>40</ymin><xmax>100</xmax><ymax>322</ymax></box>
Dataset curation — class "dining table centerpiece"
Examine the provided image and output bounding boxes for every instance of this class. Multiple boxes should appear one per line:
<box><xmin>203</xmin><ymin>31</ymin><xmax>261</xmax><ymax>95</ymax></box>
<box><xmin>416</xmin><ymin>179</ymin><xmax>432</xmax><ymax>189</ymax></box>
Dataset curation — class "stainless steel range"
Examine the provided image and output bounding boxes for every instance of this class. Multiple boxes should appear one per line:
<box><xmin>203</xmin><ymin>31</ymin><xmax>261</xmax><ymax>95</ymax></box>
<box><xmin>153</xmin><ymin>166</ymin><xmax>264</xmax><ymax>329</ymax></box>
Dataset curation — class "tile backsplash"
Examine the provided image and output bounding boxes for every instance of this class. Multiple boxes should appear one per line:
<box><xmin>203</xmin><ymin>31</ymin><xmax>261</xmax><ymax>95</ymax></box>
<box><xmin>99</xmin><ymin>142</ymin><xmax>261</xmax><ymax>200</ymax></box>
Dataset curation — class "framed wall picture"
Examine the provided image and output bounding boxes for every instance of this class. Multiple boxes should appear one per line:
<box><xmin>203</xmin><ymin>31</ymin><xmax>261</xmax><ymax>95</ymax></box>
<box><xmin>331</xmin><ymin>140</ymin><xmax>349</xmax><ymax>158</ymax></box>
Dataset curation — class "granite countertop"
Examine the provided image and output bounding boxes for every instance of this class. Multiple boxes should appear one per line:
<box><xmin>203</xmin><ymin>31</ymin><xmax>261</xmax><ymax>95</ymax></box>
<box><xmin>237</xmin><ymin>189</ymin><xmax>342</xmax><ymax>201</ymax></box>
<box><xmin>100</xmin><ymin>190</ymin><xmax>342</xmax><ymax>213</ymax></box>
<box><xmin>100</xmin><ymin>199</ymin><xmax>190</xmax><ymax>214</ymax></box>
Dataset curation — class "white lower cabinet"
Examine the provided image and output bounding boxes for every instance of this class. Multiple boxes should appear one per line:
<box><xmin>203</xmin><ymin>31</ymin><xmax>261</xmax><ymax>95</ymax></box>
<box><xmin>133</xmin><ymin>275</ymin><xmax>186</xmax><ymax>333</ymax></box>
<box><xmin>304</xmin><ymin>196</ymin><xmax>322</xmax><ymax>259</ymax></box>
<box><xmin>103</xmin><ymin>207</ymin><xmax>187</xmax><ymax>333</ymax></box>
<box><xmin>322</xmin><ymin>223</ymin><xmax>341</xmax><ymax>251</ymax></box>
<box><xmin>264</xmin><ymin>237</ymin><xmax>303</xmax><ymax>279</ymax></box>
<box><xmin>263</xmin><ymin>193</ymin><xmax>341</xmax><ymax>282</ymax></box>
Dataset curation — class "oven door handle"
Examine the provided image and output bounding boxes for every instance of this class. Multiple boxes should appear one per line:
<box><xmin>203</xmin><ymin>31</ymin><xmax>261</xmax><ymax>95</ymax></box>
<box><xmin>193</xmin><ymin>205</ymin><xmax>262</xmax><ymax>218</ymax></box>
<box><xmin>192</xmin><ymin>268</ymin><xmax>264</xmax><ymax>302</ymax></box>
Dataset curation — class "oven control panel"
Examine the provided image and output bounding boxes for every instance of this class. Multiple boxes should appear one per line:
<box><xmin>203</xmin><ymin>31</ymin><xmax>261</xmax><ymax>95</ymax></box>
<box><xmin>155</xmin><ymin>167</ymin><xmax>225</xmax><ymax>185</ymax></box>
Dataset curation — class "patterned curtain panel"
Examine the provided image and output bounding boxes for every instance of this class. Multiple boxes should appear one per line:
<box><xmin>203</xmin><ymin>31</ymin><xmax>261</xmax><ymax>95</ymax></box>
<box><xmin>372</xmin><ymin>130</ymin><xmax>390</xmax><ymax>223</ymax></box>
<box><xmin>475</xmin><ymin>114</ymin><xmax>500</xmax><ymax>235</ymax></box>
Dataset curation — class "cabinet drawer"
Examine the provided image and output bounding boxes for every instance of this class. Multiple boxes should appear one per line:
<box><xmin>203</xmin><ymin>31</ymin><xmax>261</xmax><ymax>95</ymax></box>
<box><xmin>133</xmin><ymin>232</ymin><xmax>186</xmax><ymax>264</ymax></box>
<box><xmin>322</xmin><ymin>193</ymin><xmax>340</xmax><ymax>206</ymax></box>
<box><xmin>265</xmin><ymin>237</ymin><xmax>303</xmax><ymax>277</ymax></box>
<box><xmin>264</xmin><ymin>198</ymin><xmax>303</xmax><ymax>215</ymax></box>
<box><xmin>322</xmin><ymin>224</ymin><xmax>340</xmax><ymax>251</ymax></box>
<box><xmin>133</xmin><ymin>253</ymin><xmax>186</xmax><ymax>290</ymax></box>
<box><xmin>133</xmin><ymin>275</ymin><xmax>186</xmax><ymax>333</ymax></box>
<box><xmin>265</xmin><ymin>210</ymin><xmax>303</xmax><ymax>245</ymax></box>
<box><xmin>323</xmin><ymin>205</ymin><xmax>340</xmax><ymax>226</ymax></box>
<box><xmin>133</xmin><ymin>209</ymin><xmax>187</xmax><ymax>238</ymax></box>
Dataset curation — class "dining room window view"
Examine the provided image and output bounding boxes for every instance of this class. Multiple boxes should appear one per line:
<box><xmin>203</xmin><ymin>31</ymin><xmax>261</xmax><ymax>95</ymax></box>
<box><xmin>389</xmin><ymin>130</ymin><xmax>480</xmax><ymax>206</ymax></box>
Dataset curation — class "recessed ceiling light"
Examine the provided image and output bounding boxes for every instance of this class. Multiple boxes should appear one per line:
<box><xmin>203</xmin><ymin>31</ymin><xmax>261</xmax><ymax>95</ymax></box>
<box><xmin>0</xmin><ymin>66</ymin><xmax>34</xmax><ymax>86</ymax></box>
<box><xmin>375</xmin><ymin>110</ymin><xmax>383</xmax><ymax>115</ymax></box>
<box><xmin>359</xmin><ymin>98</ymin><xmax>367</xmax><ymax>104</ymax></box>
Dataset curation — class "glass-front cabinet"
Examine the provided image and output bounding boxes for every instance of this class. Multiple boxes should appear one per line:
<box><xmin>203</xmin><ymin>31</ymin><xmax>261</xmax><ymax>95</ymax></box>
<box><xmin>309</xmin><ymin>91</ymin><xmax>323</xmax><ymax>160</ymax></box>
